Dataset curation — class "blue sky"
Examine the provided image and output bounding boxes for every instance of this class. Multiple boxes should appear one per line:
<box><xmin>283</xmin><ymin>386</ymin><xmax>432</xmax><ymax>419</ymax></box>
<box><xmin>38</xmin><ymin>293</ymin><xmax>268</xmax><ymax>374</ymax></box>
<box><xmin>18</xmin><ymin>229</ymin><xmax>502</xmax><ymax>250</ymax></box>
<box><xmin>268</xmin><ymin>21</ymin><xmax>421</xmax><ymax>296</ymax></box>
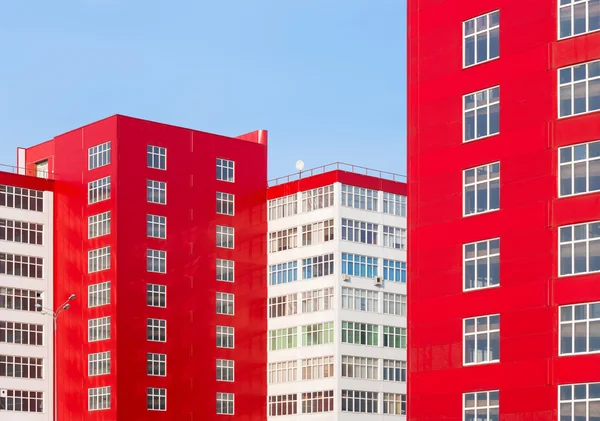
<box><xmin>0</xmin><ymin>0</ymin><xmax>406</xmax><ymax>179</ymax></box>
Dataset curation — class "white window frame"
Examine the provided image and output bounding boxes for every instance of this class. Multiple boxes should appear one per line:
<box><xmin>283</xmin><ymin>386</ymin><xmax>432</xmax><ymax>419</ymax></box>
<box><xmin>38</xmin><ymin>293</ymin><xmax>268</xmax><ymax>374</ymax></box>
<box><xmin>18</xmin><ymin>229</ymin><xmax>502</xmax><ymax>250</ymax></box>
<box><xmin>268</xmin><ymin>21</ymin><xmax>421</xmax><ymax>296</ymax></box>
<box><xmin>301</xmin><ymin>219</ymin><xmax>334</xmax><ymax>246</ymax></box>
<box><xmin>382</xmin><ymin>292</ymin><xmax>406</xmax><ymax>316</ymax></box>
<box><xmin>382</xmin><ymin>192</ymin><xmax>407</xmax><ymax>216</ymax></box>
<box><xmin>301</xmin><ymin>185</ymin><xmax>334</xmax><ymax>212</ymax></box>
<box><xmin>268</xmin><ymin>227</ymin><xmax>298</xmax><ymax>253</ymax></box>
<box><xmin>463</xmin><ymin>86</ymin><xmax>500</xmax><ymax>142</ymax></box>
<box><xmin>559</xmin><ymin>59</ymin><xmax>600</xmax><ymax>119</ymax></box>
<box><xmin>0</xmin><ymin>218</ymin><xmax>44</xmax><ymax>245</ymax></box>
<box><xmin>302</xmin><ymin>390</ymin><xmax>334</xmax><ymax>414</ymax></box>
<box><xmin>88</xmin><ymin>246</ymin><xmax>110</xmax><ymax>273</ymax></box>
<box><xmin>88</xmin><ymin>176</ymin><xmax>111</xmax><ymax>204</ymax></box>
<box><xmin>341</xmin><ymin>218</ymin><xmax>378</xmax><ymax>245</ymax></box>
<box><xmin>269</xmin><ymin>293</ymin><xmax>298</xmax><ymax>318</ymax></box>
<box><xmin>383</xmin><ymin>326</ymin><xmax>406</xmax><ymax>349</ymax></box>
<box><xmin>559</xmin><ymin>301</ymin><xmax>600</xmax><ymax>355</ymax></box>
<box><xmin>269</xmin><ymin>261</ymin><xmax>298</xmax><ymax>285</ymax></box>
<box><xmin>302</xmin><ymin>253</ymin><xmax>334</xmax><ymax>279</ymax></box>
<box><xmin>88</xmin><ymin>351</ymin><xmax>110</xmax><ymax>376</ymax></box>
<box><xmin>216</xmin><ymin>225</ymin><xmax>234</xmax><ymax>249</ymax></box>
<box><xmin>147</xmin><ymin>180</ymin><xmax>166</xmax><ymax>205</ymax></box>
<box><xmin>463</xmin><ymin>10</ymin><xmax>500</xmax><ymax>68</ymax></box>
<box><xmin>0</xmin><ymin>287</ymin><xmax>43</xmax><ymax>312</ymax></box>
<box><xmin>269</xmin><ymin>327</ymin><xmax>298</xmax><ymax>351</ymax></box>
<box><xmin>147</xmin><ymin>284</ymin><xmax>166</xmax><ymax>308</ymax></box>
<box><xmin>216</xmin><ymin>359</ymin><xmax>234</xmax><ymax>382</ymax></box>
<box><xmin>147</xmin><ymin>249</ymin><xmax>166</xmax><ymax>273</ymax></box>
<box><xmin>382</xmin><ymin>225</ymin><xmax>405</xmax><ymax>249</ymax></box>
<box><xmin>341</xmin><ymin>253</ymin><xmax>378</xmax><ymax>279</ymax></box>
<box><xmin>268</xmin><ymin>394</ymin><xmax>296</xmax><ymax>416</ymax></box>
<box><xmin>341</xmin><ymin>185</ymin><xmax>378</xmax><ymax>211</ymax></box>
<box><xmin>147</xmin><ymin>318</ymin><xmax>166</xmax><ymax>342</ymax></box>
<box><xmin>88</xmin><ymin>211</ymin><xmax>110</xmax><ymax>239</ymax></box>
<box><xmin>0</xmin><ymin>322</ymin><xmax>44</xmax><ymax>345</ymax></box>
<box><xmin>559</xmin><ymin>382</ymin><xmax>600</xmax><ymax>421</ymax></box>
<box><xmin>217</xmin><ymin>392</ymin><xmax>235</xmax><ymax>415</ymax></box>
<box><xmin>88</xmin><ymin>141</ymin><xmax>111</xmax><ymax>170</ymax></box>
<box><xmin>217</xmin><ymin>259</ymin><xmax>235</xmax><ymax>282</ymax></box>
<box><xmin>341</xmin><ymin>390</ymin><xmax>378</xmax><ymax>414</ymax></box>
<box><xmin>216</xmin><ymin>292</ymin><xmax>234</xmax><ymax>316</ymax></box>
<box><xmin>463</xmin><ymin>162</ymin><xmax>500</xmax><ymax>216</ymax></box>
<box><xmin>147</xmin><ymin>214</ymin><xmax>166</xmax><ymax>239</ymax></box>
<box><xmin>341</xmin><ymin>321</ymin><xmax>378</xmax><ymax>346</ymax></box>
<box><xmin>0</xmin><ymin>185</ymin><xmax>44</xmax><ymax>212</ymax></box>
<box><xmin>558</xmin><ymin>0</ymin><xmax>600</xmax><ymax>40</ymax></box>
<box><xmin>0</xmin><ymin>253</ymin><xmax>43</xmax><ymax>279</ymax></box>
<box><xmin>147</xmin><ymin>353</ymin><xmax>166</xmax><ymax>376</ymax></box>
<box><xmin>0</xmin><ymin>355</ymin><xmax>44</xmax><ymax>379</ymax></box>
<box><xmin>559</xmin><ymin>140</ymin><xmax>600</xmax><ymax>197</ymax></box>
<box><xmin>301</xmin><ymin>356</ymin><xmax>334</xmax><ymax>380</ymax></box>
<box><xmin>88</xmin><ymin>317</ymin><xmax>111</xmax><ymax>342</ymax></box>
<box><xmin>301</xmin><ymin>287</ymin><xmax>334</xmax><ymax>313</ymax></box>
<box><xmin>88</xmin><ymin>386</ymin><xmax>110</xmax><ymax>411</ymax></box>
<box><xmin>341</xmin><ymin>287</ymin><xmax>379</xmax><ymax>313</ymax></box>
<box><xmin>269</xmin><ymin>360</ymin><xmax>298</xmax><ymax>384</ymax></box>
<box><xmin>382</xmin><ymin>359</ymin><xmax>406</xmax><ymax>382</ymax></box>
<box><xmin>463</xmin><ymin>314</ymin><xmax>500</xmax><ymax>365</ymax></box>
<box><xmin>216</xmin><ymin>192</ymin><xmax>235</xmax><ymax>216</ymax></box>
<box><xmin>147</xmin><ymin>145</ymin><xmax>166</xmax><ymax>170</ymax></box>
<box><xmin>559</xmin><ymin>220</ymin><xmax>600</xmax><ymax>277</ymax></box>
<box><xmin>88</xmin><ymin>281</ymin><xmax>111</xmax><ymax>308</ymax></box>
<box><xmin>341</xmin><ymin>355</ymin><xmax>378</xmax><ymax>380</ymax></box>
<box><xmin>464</xmin><ymin>390</ymin><xmax>499</xmax><ymax>421</ymax></box>
<box><xmin>216</xmin><ymin>325</ymin><xmax>234</xmax><ymax>349</ymax></box>
<box><xmin>463</xmin><ymin>238</ymin><xmax>500</xmax><ymax>291</ymax></box>
<box><xmin>216</xmin><ymin>158</ymin><xmax>235</xmax><ymax>183</ymax></box>
<box><xmin>147</xmin><ymin>387</ymin><xmax>166</xmax><ymax>411</ymax></box>
<box><xmin>268</xmin><ymin>194</ymin><xmax>297</xmax><ymax>220</ymax></box>
<box><xmin>301</xmin><ymin>321</ymin><xmax>334</xmax><ymax>347</ymax></box>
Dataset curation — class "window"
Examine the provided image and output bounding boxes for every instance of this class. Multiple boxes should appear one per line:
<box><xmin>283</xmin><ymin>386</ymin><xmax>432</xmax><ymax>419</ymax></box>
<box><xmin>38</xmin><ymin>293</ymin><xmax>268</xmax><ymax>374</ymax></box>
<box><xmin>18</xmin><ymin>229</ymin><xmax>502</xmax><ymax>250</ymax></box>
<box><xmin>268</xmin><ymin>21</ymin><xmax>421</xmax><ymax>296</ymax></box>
<box><xmin>559</xmin><ymin>140</ymin><xmax>600</xmax><ymax>197</ymax></box>
<box><xmin>147</xmin><ymin>284</ymin><xmax>166</xmax><ymax>308</ymax></box>
<box><xmin>341</xmin><ymin>219</ymin><xmax>378</xmax><ymax>245</ymax></box>
<box><xmin>217</xmin><ymin>392</ymin><xmax>235</xmax><ymax>415</ymax></box>
<box><xmin>88</xmin><ymin>387</ymin><xmax>110</xmax><ymax>411</ymax></box>
<box><xmin>0</xmin><ymin>219</ymin><xmax>43</xmax><ymax>245</ymax></box>
<box><xmin>269</xmin><ymin>261</ymin><xmax>298</xmax><ymax>285</ymax></box>
<box><xmin>0</xmin><ymin>253</ymin><xmax>43</xmax><ymax>279</ymax></box>
<box><xmin>268</xmin><ymin>194</ymin><xmax>297</xmax><ymax>220</ymax></box>
<box><xmin>147</xmin><ymin>353</ymin><xmax>166</xmax><ymax>376</ymax></box>
<box><xmin>383</xmin><ymin>225</ymin><xmax>406</xmax><ymax>249</ymax></box>
<box><xmin>0</xmin><ymin>287</ymin><xmax>43</xmax><ymax>312</ymax></box>
<box><xmin>147</xmin><ymin>387</ymin><xmax>166</xmax><ymax>411</ymax></box>
<box><xmin>0</xmin><ymin>321</ymin><xmax>43</xmax><ymax>345</ymax></box>
<box><xmin>463</xmin><ymin>10</ymin><xmax>499</xmax><ymax>67</ymax></box>
<box><xmin>217</xmin><ymin>259</ymin><xmax>234</xmax><ymax>282</ymax></box>
<box><xmin>342</xmin><ymin>253</ymin><xmax>378</xmax><ymax>278</ymax></box>
<box><xmin>383</xmin><ymin>393</ymin><xmax>406</xmax><ymax>415</ymax></box>
<box><xmin>268</xmin><ymin>394</ymin><xmax>296</xmax><ymax>416</ymax></box>
<box><xmin>301</xmin><ymin>322</ymin><xmax>334</xmax><ymax>346</ymax></box>
<box><xmin>301</xmin><ymin>356</ymin><xmax>334</xmax><ymax>380</ymax></box>
<box><xmin>147</xmin><ymin>249</ymin><xmax>166</xmax><ymax>273</ymax></box>
<box><xmin>216</xmin><ymin>359</ymin><xmax>234</xmax><ymax>382</ymax></box>
<box><xmin>302</xmin><ymin>390</ymin><xmax>334</xmax><ymax>414</ymax></box>
<box><xmin>341</xmin><ymin>185</ymin><xmax>378</xmax><ymax>210</ymax></box>
<box><xmin>383</xmin><ymin>292</ymin><xmax>406</xmax><ymax>316</ymax></box>
<box><xmin>560</xmin><ymin>221</ymin><xmax>600</xmax><ymax>276</ymax></box>
<box><xmin>216</xmin><ymin>192</ymin><xmax>234</xmax><ymax>215</ymax></box>
<box><xmin>216</xmin><ymin>157</ymin><xmax>235</xmax><ymax>182</ymax></box>
<box><xmin>559</xmin><ymin>383</ymin><xmax>600</xmax><ymax>421</ymax></box>
<box><xmin>301</xmin><ymin>219</ymin><xmax>334</xmax><ymax>246</ymax></box>
<box><xmin>0</xmin><ymin>355</ymin><xmax>43</xmax><ymax>379</ymax></box>
<box><xmin>464</xmin><ymin>238</ymin><xmax>500</xmax><ymax>290</ymax></box>
<box><xmin>216</xmin><ymin>325</ymin><xmax>234</xmax><ymax>348</ymax></box>
<box><xmin>302</xmin><ymin>185</ymin><xmax>334</xmax><ymax>212</ymax></box>
<box><xmin>88</xmin><ymin>352</ymin><xmax>110</xmax><ymax>376</ymax></box>
<box><xmin>147</xmin><ymin>318</ymin><xmax>166</xmax><ymax>342</ymax></box>
<box><xmin>0</xmin><ymin>185</ymin><xmax>44</xmax><ymax>212</ymax></box>
<box><xmin>341</xmin><ymin>390</ymin><xmax>378</xmax><ymax>413</ymax></box>
<box><xmin>464</xmin><ymin>390</ymin><xmax>499</xmax><ymax>421</ymax></box>
<box><xmin>383</xmin><ymin>326</ymin><xmax>406</xmax><ymax>349</ymax></box>
<box><xmin>301</xmin><ymin>287</ymin><xmax>334</xmax><ymax>313</ymax></box>
<box><xmin>147</xmin><ymin>145</ymin><xmax>166</xmax><ymax>170</ymax></box>
<box><xmin>559</xmin><ymin>0</ymin><xmax>600</xmax><ymax>39</ymax></box>
<box><xmin>560</xmin><ymin>302</ymin><xmax>600</xmax><ymax>355</ymax></box>
<box><xmin>88</xmin><ymin>317</ymin><xmax>110</xmax><ymax>342</ymax></box>
<box><xmin>147</xmin><ymin>215</ymin><xmax>166</xmax><ymax>239</ymax></box>
<box><xmin>88</xmin><ymin>246</ymin><xmax>110</xmax><ymax>273</ymax></box>
<box><xmin>341</xmin><ymin>321</ymin><xmax>378</xmax><ymax>346</ymax></box>
<box><xmin>269</xmin><ymin>228</ymin><xmax>297</xmax><ymax>253</ymax></box>
<box><xmin>559</xmin><ymin>59</ymin><xmax>600</xmax><ymax>118</ymax></box>
<box><xmin>216</xmin><ymin>225</ymin><xmax>234</xmax><ymax>249</ymax></box>
<box><xmin>341</xmin><ymin>287</ymin><xmax>379</xmax><ymax>312</ymax></box>
<box><xmin>88</xmin><ymin>176</ymin><xmax>111</xmax><ymax>204</ymax></box>
<box><xmin>216</xmin><ymin>292</ymin><xmax>234</xmax><ymax>315</ymax></box>
<box><xmin>269</xmin><ymin>360</ymin><xmax>297</xmax><ymax>384</ymax></box>
<box><xmin>88</xmin><ymin>281</ymin><xmax>110</xmax><ymax>307</ymax></box>
<box><xmin>383</xmin><ymin>359</ymin><xmax>406</xmax><ymax>382</ymax></box>
<box><xmin>383</xmin><ymin>192</ymin><xmax>407</xmax><ymax>216</ymax></box>
<box><xmin>269</xmin><ymin>327</ymin><xmax>297</xmax><ymax>351</ymax></box>
<box><xmin>89</xmin><ymin>141</ymin><xmax>111</xmax><ymax>170</ymax></box>
<box><xmin>0</xmin><ymin>390</ymin><xmax>43</xmax><ymax>413</ymax></box>
<box><xmin>147</xmin><ymin>180</ymin><xmax>166</xmax><ymax>204</ymax></box>
<box><xmin>464</xmin><ymin>162</ymin><xmax>500</xmax><ymax>216</ymax></box>
<box><xmin>302</xmin><ymin>254</ymin><xmax>334</xmax><ymax>279</ymax></box>
<box><xmin>88</xmin><ymin>212</ymin><xmax>110</xmax><ymax>239</ymax></box>
<box><xmin>464</xmin><ymin>86</ymin><xmax>500</xmax><ymax>142</ymax></box>
<box><xmin>464</xmin><ymin>314</ymin><xmax>500</xmax><ymax>364</ymax></box>
<box><xmin>341</xmin><ymin>355</ymin><xmax>378</xmax><ymax>380</ymax></box>
<box><xmin>269</xmin><ymin>294</ymin><xmax>297</xmax><ymax>318</ymax></box>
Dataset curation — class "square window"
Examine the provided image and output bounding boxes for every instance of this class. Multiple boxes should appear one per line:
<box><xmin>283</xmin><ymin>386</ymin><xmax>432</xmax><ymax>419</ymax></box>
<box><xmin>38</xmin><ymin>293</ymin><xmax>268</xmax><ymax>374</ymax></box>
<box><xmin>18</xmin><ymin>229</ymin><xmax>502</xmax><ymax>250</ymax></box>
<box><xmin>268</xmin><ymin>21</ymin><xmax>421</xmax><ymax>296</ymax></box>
<box><xmin>216</xmin><ymin>325</ymin><xmax>234</xmax><ymax>348</ymax></box>
<box><xmin>147</xmin><ymin>387</ymin><xmax>166</xmax><ymax>411</ymax></box>
<box><xmin>216</xmin><ymin>359</ymin><xmax>234</xmax><ymax>382</ymax></box>
<box><xmin>147</xmin><ymin>284</ymin><xmax>166</xmax><ymax>308</ymax></box>
<box><xmin>147</xmin><ymin>318</ymin><xmax>166</xmax><ymax>342</ymax></box>
<box><xmin>147</xmin><ymin>214</ymin><xmax>166</xmax><ymax>239</ymax></box>
<box><xmin>216</xmin><ymin>225</ymin><xmax>234</xmax><ymax>249</ymax></box>
<box><xmin>559</xmin><ymin>0</ymin><xmax>600</xmax><ymax>39</ymax></box>
<box><xmin>217</xmin><ymin>259</ymin><xmax>234</xmax><ymax>282</ymax></box>
<box><xmin>216</xmin><ymin>192</ymin><xmax>234</xmax><ymax>215</ymax></box>
<box><xmin>217</xmin><ymin>392</ymin><xmax>234</xmax><ymax>415</ymax></box>
<box><xmin>216</xmin><ymin>158</ymin><xmax>235</xmax><ymax>182</ymax></box>
<box><xmin>464</xmin><ymin>390</ymin><xmax>499</xmax><ymax>420</ymax></box>
<box><xmin>147</xmin><ymin>180</ymin><xmax>166</xmax><ymax>204</ymax></box>
<box><xmin>464</xmin><ymin>314</ymin><xmax>500</xmax><ymax>365</ymax></box>
<box><xmin>216</xmin><ymin>292</ymin><xmax>234</xmax><ymax>315</ymax></box>
<box><xmin>147</xmin><ymin>249</ymin><xmax>166</xmax><ymax>273</ymax></box>
<box><xmin>559</xmin><ymin>59</ymin><xmax>600</xmax><ymax>118</ymax></box>
<box><xmin>147</xmin><ymin>353</ymin><xmax>166</xmax><ymax>376</ymax></box>
<box><xmin>147</xmin><ymin>145</ymin><xmax>166</xmax><ymax>170</ymax></box>
<box><xmin>88</xmin><ymin>141</ymin><xmax>111</xmax><ymax>170</ymax></box>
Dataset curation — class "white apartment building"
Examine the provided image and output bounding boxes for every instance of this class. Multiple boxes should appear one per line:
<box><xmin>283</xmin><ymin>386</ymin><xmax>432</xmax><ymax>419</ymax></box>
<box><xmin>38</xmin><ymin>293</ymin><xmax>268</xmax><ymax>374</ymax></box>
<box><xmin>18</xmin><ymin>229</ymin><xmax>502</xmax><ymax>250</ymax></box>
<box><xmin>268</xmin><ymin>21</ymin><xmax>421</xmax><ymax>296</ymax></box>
<box><xmin>267</xmin><ymin>164</ymin><xmax>407</xmax><ymax>421</ymax></box>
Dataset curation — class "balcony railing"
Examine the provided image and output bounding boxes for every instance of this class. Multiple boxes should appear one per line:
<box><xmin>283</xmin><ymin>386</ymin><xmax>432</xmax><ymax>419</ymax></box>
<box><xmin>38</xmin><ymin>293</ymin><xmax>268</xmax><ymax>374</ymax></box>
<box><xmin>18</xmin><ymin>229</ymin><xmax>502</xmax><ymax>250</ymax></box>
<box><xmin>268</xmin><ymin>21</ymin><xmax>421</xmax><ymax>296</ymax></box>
<box><xmin>0</xmin><ymin>164</ymin><xmax>53</xmax><ymax>180</ymax></box>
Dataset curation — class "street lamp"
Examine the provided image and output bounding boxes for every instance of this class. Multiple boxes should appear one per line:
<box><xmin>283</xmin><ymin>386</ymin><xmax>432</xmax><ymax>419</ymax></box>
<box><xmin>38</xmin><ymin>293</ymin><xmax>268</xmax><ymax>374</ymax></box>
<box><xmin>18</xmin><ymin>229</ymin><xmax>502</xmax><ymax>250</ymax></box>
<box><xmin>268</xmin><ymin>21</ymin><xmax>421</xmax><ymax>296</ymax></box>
<box><xmin>37</xmin><ymin>293</ymin><xmax>76</xmax><ymax>421</ymax></box>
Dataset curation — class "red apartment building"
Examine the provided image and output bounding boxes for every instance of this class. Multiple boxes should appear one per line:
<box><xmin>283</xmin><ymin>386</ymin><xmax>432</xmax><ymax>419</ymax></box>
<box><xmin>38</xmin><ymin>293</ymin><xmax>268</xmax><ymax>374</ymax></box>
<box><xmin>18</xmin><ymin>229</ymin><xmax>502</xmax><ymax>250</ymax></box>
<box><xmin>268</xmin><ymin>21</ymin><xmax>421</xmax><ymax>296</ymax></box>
<box><xmin>408</xmin><ymin>0</ymin><xmax>600</xmax><ymax>420</ymax></box>
<box><xmin>15</xmin><ymin>115</ymin><xmax>268</xmax><ymax>420</ymax></box>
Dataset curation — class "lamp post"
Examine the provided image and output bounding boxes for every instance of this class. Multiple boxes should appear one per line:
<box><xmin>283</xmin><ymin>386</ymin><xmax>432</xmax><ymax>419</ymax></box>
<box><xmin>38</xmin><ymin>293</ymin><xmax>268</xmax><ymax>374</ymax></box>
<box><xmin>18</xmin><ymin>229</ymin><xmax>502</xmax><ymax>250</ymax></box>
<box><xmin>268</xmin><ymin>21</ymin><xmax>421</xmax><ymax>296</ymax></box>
<box><xmin>37</xmin><ymin>293</ymin><xmax>76</xmax><ymax>421</ymax></box>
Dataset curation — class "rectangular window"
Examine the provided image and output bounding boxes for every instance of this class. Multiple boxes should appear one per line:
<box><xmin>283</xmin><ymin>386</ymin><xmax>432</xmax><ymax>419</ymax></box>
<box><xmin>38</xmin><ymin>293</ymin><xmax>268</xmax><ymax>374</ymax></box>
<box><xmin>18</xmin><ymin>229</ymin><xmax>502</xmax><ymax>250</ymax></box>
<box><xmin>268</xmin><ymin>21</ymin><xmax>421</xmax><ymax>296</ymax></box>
<box><xmin>383</xmin><ymin>359</ymin><xmax>406</xmax><ymax>382</ymax></box>
<box><xmin>383</xmin><ymin>192</ymin><xmax>407</xmax><ymax>216</ymax></box>
<box><xmin>383</xmin><ymin>393</ymin><xmax>406</xmax><ymax>415</ymax></box>
<box><xmin>559</xmin><ymin>140</ymin><xmax>600</xmax><ymax>197</ymax></box>
<box><xmin>464</xmin><ymin>390</ymin><xmax>499</xmax><ymax>421</ymax></box>
<box><xmin>0</xmin><ymin>185</ymin><xmax>44</xmax><ymax>212</ymax></box>
<box><xmin>301</xmin><ymin>287</ymin><xmax>334</xmax><ymax>313</ymax></box>
<box><xmin>88</xmin><ymin>351</ymin><xmax>110</xmax><ymax>376</ymax></box>
<box><xmin>217</xmin><ymin>259</ymin><xmax>235</xmax><ymax>282</ymax></box>
<box><xmin>463</xmin><ymin>10</ymin><xmax>499</xmax><ymax>67</ymax></box>
<box><xmin>464</xmin><ymin>238</ymin><xmax>500</xmax><ymax>290</ymax></box>
<box><xmin>147</xmin><ymin>353</ymin><xmax>166</xmax><ymax>376</ymax></box>
<box><xmin>0</xmin><ymin>287</ymin><xmax>43</xmax><ymax>312</ymax></box>
<box><xmin>217</xmin><ymin>392</ymin><xmax>235</xmax><ymax>415</ymax></box>
<box><xmin>559</xmin><ymin>59</ymin><xmax>600</xmax><ymax>118</ymax></box>
<box><xmin>147</xmin><ymin>387</ymin><xmax>166</xmax><ymax>411</ymax></box>
<box><xmin>302</xmin><ymin>321</ymin><xmax>334</xmax><ymax>346</ymax></box>
<box><xmin>382</xmin><ymin>225</ymin><xmax>406</xmax><ymax>249</ymax></box>
<box><xmin>559</xmin><ymin>383</ymin><xmax>600</xmax><ymax>421</ymax></box>
<box><xmin>147</xmin><ymin>215</ymin><xmax>166</xmax><ymax>239</ymax></box>
<box><xmin>269</xmin><ymin>360</ymin><xmax>297</xmax><ymax>384</ymax></box>
<box><xmin>88</xmin><ymin>212</ymin><xmax>110</xmax><ymax>239</ymax></box>
<box><xmin>147</xmin><ymin>284</ymin><xmax>166</xmax><ymax>308</ymax></box>
<box><xmin>268</xmin><ymin>394</ymin><xmax>296</xmax><ymax>416</ymax></box>
<box><xmin>268</xmin><ymin>194</ymin><xmax>297</xmax><ymax>220</ymax></box>
<box><xmin>302</xmin><ymin>254</ymin><xmax>334</xmax><ymax>279</ymax></box>
<box><xmin>88</xmin><ymin>176</ymin><xmax>111</xmax><ymax>204</ymax></box>
<box><xmin>341</xmin><ymin>185</ymin><xmax>378</xmax><ymax>211</ymax></box>
<box><xmin>341</xmin><ymin>390</ymin><xmax>378</xmax><ymax>413</ymax></box>
<box><xmin>0</xmin><ymin>321</ymin><xmax>43</xmax><ymax>345</ymax></box>
<box><xmin>147</xmin><ymin>180</ymin><xmax>166</xmax><ymax>204</ymax></box>
<box><xmin>216</xmin><ymin>359</ymin><xmax>234</xmax><ymax>382</ymax></box>
<box><xmin>147</xmin><ymin>249</ymin><xmax>166</xmax><ymax>273</ymax></box>
<box><xmin>383</xmin><ymin>292</ymin><xmax>406</xmax><ymax>316</ymax></box>
<box><xmin>269</xmin><ymin>228</ymin><xmax>298</xmax><ymax>253</ymax></box>
<box><xmin>302</xmin><ymin>185</ymin><xmax>334</xmax><ymax>212</ymax></box>
<box><xmin>464</xmin><ymin>86</ymin><xmax>500</xmax><ymax>142</ymax></box>
<box><xmin>216</xmin><ymin>292</ymin><xmax>234</xmax><ymax>315</ymax></box>
<box><xmin>464</xmin><ymin>162</ymin><xmax>500</xmax><ymax>216</ymax></box>
<box><xmin>216</xmin><ymin>158</ymin><xmax>235</xmax><ymax>182</ymax></box>
<box><xmin>0</xmin><ymin>219</ymin><xmax>43</xmax><ymax>245</ymax></box>
<box><xmin>88</xmin><ymin>246</ymin><xmax>110</xmax><ymax>274</ymax></box>
<box><xmin>88</xmin><ymin>281</ymin><xmax>111</xmax><ymax>308</ymax></box>
<box><xmin>341</xmin><ymin>321</ymin><xmax>378</xmax><ymax>346</ymax></box>
<box><xmin>341</xmin><ymin>218</ymin><xmax>378</xmax><ymax>245</ymax></box>
<box><xmin>341</xmin><ymin>355</ymin><xmax>378</xmax><ymax>380</ymax></box>
<box><xmin>0</xmin><ymin>355</ymin><xmax>43</xmax><ymax>379</ymax></box>
<box><xmin>559</xmin><ymin>0</ymin><xmax>600</xmax><ymax>39</ymax></box>
<box><xmin>216</xmin><ymin>325</ymin><xmax>234</xmax><ymax>348</ymax></box>
<box><xmin>88</xmin><ymin>386</ymin><xmax>110</xmax><ymax>411</ymax></box>
<box><xmin>302</xmin><ymin>390</ymin><xmax>334</xmax><ymax>414</ymax></box>
<box><xmin>341</xmin><ymin>287</ymin><xmax>379</xmax><ymax>312</ymax></box>
<box><xmin>0</xmin><ymin>390</ymin><xmax>43</xmax><ymax>413</ymax></box>
<box><xmin>269</xmin><ymin>293</ymin><xmax>298</xmax><ymax>318</ymax></box>
<box><xmin>301</xmin><ymin>356</ymin><xmax>334</xmax><ymax>380</ymax></box>
<box><xmin>301</xmin><ymin>219</ymin><xmax>334</xmax><ymax>246</ymax></box>
<box><xmin>383</xmin><ymin>326</ymin><xmax>406</xmax><ymax>349</ymax></box>
<box><xmin>216</xmin><ymin>192</ymin><xmax>234</xmax><ymax>215</ymax></box>
<box><xmin>269</xmin><ymin>261</ymin><xmax>298</xmax><ymax>285</ymax></box>
<box><xmin>559</xmin><ymin>301</ymin><xmax>600</xmax><ymax>355</ymax></box>
<box><xmin>464</xmin><ymin>314</ymin><xmax>500</xmax><ymax>364</ymax></box>
<box><xmin>269</xmin><ymin>327</ymin><xmax>298</xmax><ymax>351</ymax></box>
<box><xmin>342</xmin><ymin>253</ymin><xmax>378</xmax><ymax>278</ymax></box>
<box><xmin>147</xmin><ymin>145</ymin><xmax>166</xmax><ymax>170</ymax></box>
<box><xmin>0</xmin><ymin>253</ymin><xmax>43</xmax><ymax>279</ymax></box>
<box><xmin>560</xmin><ymin>221</ymin><xmax>600</xmax><ymax>276</ymax></box>
<box><xmin>88</xmin><ymin>317</ymin><xmax>110</xmax><ymax>342</ymax></box>
<box><xmin>88</xmin><ymin>141</ymin><xmax>111</xmax><ymax>170</ymax></box>
<box><xmin>147</xmin><ymin>318</ymin><xmax>166</xmax><ymax>342</ymax></box>
<box><xmin>216</xmin><ymin>225</ymin><xmax>234</xmax><ymax>249</ymax></box>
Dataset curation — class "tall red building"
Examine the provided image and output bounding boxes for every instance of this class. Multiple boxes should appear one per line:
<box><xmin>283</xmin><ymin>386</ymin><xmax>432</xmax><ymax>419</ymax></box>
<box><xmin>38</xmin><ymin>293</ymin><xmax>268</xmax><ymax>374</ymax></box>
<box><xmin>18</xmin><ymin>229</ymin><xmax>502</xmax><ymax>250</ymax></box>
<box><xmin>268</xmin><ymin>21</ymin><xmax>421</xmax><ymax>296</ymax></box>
<box><xmin>19</xmin><ymin>115</ymin><xmax>268</xmax><ymax>420</ymax></box>
<box><xmin>408</xmin><ymin>1</ymin><xmax>600</xmax><ymax>420</ymax></box>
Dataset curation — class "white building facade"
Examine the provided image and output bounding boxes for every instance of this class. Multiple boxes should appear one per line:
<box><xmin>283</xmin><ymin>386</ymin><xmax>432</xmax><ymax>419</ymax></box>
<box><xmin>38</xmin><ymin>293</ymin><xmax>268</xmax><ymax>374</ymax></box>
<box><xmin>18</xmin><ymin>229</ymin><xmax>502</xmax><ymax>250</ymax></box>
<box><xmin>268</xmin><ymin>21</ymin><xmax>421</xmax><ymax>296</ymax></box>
<box><xmin>267</xmin><ymin>166</ymin><xmax>407</xmax><ymax>421</ymax></box>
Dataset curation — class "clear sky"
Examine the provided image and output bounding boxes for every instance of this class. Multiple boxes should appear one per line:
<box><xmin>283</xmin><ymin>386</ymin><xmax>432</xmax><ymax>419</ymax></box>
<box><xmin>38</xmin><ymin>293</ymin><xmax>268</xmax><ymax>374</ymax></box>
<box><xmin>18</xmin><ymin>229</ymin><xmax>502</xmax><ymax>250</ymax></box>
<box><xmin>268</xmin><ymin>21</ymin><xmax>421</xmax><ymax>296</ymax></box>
<box><xmin>0</xmin><ymin>0</ymin><xmax>406</xmax><ymax>180</ymax></box>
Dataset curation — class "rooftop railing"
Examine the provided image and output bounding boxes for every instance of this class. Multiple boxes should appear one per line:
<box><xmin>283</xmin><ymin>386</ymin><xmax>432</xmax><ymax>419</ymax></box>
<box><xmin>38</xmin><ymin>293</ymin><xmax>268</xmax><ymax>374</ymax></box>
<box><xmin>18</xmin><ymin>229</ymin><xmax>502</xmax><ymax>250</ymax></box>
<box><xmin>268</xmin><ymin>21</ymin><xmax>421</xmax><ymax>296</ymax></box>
<box><xmin>0</xmin><ymin>164</ymin><xmax>53</xmax><ymax>180</ymax></box>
